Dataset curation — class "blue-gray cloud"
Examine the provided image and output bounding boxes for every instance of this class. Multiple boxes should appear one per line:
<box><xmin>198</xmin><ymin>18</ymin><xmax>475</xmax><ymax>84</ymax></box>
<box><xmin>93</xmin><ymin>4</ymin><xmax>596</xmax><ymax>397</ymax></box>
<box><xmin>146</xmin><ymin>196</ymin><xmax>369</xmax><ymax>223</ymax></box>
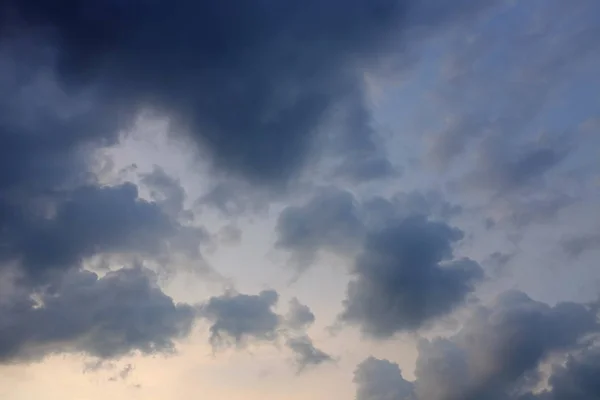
<box><xmin>275</xmin><ymin>187</ymin><xmax>365</xmax><ymax>270</ymax></box>
<box><xmin>198</xmin><ymin>291</ymin><xmax>333</xmax><ymax>371</ymax></box>
<box><xmin>286</xmin><ymin>335</ymin><xmax>334</xmax><ymax>373</ymax></box>
<box><xmin>355</xmin><ymin>290</ymin><xmax>600</xmax><ymax>400</ymax></box>
<box><xmin>0</xmin><ymin>266</ymin><xmax>197</xmax><ymax>363</ymax></box>
<box><xmin>1</xmin><ymin>0</ymin><xmax>500</xmax><ymax>187</ymax></box>
<box><xmin>339</xmin><ymin>216</ymin><xmax>482</xmax><ymax>337</ymax></box>
<box><xmin>354</xmin><ymin>357</ymin><xmax>415</xmax><ymax>400</ymax></box>
<box><xmin>199</xmin><ymin>290</ymin><xmax>282</xmax><ymax>349</ymax></box>
<box><xmin>285</xmin><ymin>298</ymin><xmax>316</xmax><ymax>332</ymax></box>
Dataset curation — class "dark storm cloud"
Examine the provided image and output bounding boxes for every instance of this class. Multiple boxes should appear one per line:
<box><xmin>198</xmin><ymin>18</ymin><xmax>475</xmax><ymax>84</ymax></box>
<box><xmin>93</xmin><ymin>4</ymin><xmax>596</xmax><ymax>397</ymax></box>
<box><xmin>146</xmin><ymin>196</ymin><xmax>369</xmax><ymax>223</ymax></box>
<box><xmin>0</xmin><ymin>0</ymin><xmax>507</xmax><ymax>369</ymax></box>
<box><xmin>286</xmin><ymin>335</ymin><xmax>334</xmax><ymax>373</ymax></box>
<box><xmin>354</xmin><ymin>357</ymin><xmax>415</xmax><ymax>400</ymax></box>
<box><xmin>535</xmin><ymin>346</ymin><xmax>600</xmax><ymax>400</ymax></box>
<box><xmin>0</xmin><ymin>182</ymin><xmax>207</xmax><ymax>283</ymax></box>
<box><xmin>0</xmin><ymin>266</ymin><xmax>196</xmax><ymax>363</ymax></box>
<box><xmin>339</xmin><ymin>216</ymin><xmax>483</xmax><ymax>337</ymax></box>
<box><xmin>1</xmin><ymin>0</ymin><xmax>499</xmax><ymax>187</ymax></box>
<box><xmin>354</xmin><ymin>290</ymin><xmax>600</xmax><ymax>400</ymax></box>
<box><xmin>199</xmin><ymin>290</ymin><xmax>282</xmax><ymax>349</ymax></box>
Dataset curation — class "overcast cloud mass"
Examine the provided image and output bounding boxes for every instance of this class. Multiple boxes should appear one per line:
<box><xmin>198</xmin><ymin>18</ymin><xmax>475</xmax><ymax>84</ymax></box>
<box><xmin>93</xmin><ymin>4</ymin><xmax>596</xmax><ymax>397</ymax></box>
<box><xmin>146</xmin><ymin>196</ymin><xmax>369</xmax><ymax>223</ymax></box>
<box><xmin>0</xmin><ymin>0</ymin><xmax>599</xmax><ymax>399</ymax></box>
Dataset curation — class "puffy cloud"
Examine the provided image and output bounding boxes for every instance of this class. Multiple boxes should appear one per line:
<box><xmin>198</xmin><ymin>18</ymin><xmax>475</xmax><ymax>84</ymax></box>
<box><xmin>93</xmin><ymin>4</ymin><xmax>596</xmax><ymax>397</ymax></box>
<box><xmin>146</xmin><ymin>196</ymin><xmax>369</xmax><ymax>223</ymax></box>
<box><xmin>354</xmin><ymin>357</ymin><xmax>415</xmax><ymax>400</ymax></box>
<box><xmin>536</xmin><ymin>347</ymin><xmax>600</xmax><ymax>400</ymax></box>
<box><xmin>276</xmin><ymin>188</ymin><xmax>478</xmax><ymax>334</ymax></box>
<box><xmin>199</xmin><ymin>290</ymin><xmax>282</xmax><ymax>349</ymax></box>
<box><xmin>275</xmin><ymin>188</ymin><xmax>462</xmax><ymax>271</ymax></box>
<box><xmin>198</xmin><ymin>291</ymin><xmax>333</xmax><ymax>371</ymax></box>
<box><xmin>339</xmin><ymin>216</ymin><xmax>482</xmax><ymax>337</ymax></box>
<box><xmin>354</xmin><ymin>290</ymin><xmax>600</xmax><ymax>400</ymax></box>
<box><xmin>0</xmin><ymin>183</ymin><xmax>207</xmax><ymax>284</ymax></box>
<box><xmin>0</xmin><ymin>266</ymin><xmax>197</xmax><ymax>363</ymax></box>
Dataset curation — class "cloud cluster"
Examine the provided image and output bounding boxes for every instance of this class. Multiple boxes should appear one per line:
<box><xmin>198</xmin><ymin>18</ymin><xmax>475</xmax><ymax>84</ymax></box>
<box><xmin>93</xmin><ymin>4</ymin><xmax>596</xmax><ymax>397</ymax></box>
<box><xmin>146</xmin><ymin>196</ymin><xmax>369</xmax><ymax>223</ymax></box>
<box><xmin>0</xmin><ymin>266</ymin><xmax>196</xmax><ymax>363</ymax></box>
<box><xmin>198</xmin><ymin>291</ymin><xmax>332</xmax><ymax>372</ymax></box>
<box><xmin>277</xmin><ymin>188</ymin><xmax>482</xmax><ymax>335</ymax></box>
<box><xmin>354</xmin><ymin>357</ymin><xmax>415</xmax><ymax>400</ymax></box>
<box><xmin>354</xmin><ymin>290</ymin><xmax>600</xmax><ymax>400</ymax></box>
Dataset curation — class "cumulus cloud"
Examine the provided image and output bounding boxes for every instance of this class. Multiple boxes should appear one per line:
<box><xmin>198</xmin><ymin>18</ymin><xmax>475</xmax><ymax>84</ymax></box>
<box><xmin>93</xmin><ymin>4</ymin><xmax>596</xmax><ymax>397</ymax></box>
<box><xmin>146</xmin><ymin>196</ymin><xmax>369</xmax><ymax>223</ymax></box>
<box><xmin>199</xmin><ymin>290</ymin><xmax>282</xmax><ymax>349</ymax></box>
<box><xmin>198</xmin><ymin>291</ymin><xmax>333</xmax><ymax>371</ymax></box>
<box><xmin>275</xmin><ymin>187</ymin><xmax>478</xmax><ymax>334</ymax></box>
<box><xmin>340</xmin><ymin>216</ymin><xmax>482</xmax><ymax>337</ymax></box>
<box><xmin>354</xmin><ymin>357</ymin><xmax>415</xmax><ymax>400</ymax></box>
<box><xmin>275</xmin><ymin>187</ymin><xmax>462</xmax><ymax>271</ymax></box>
<box><xmin>0</xmin><ymin>182</ymin><xmax>208</xmax><ymax>284</ymax></box>
<box><xmin>536</xmin><ymin>346</ymin><xmax>600</xmax><ymax>400</ymax></box>
<box><xmin>0</xmin><ymin>0</ymin><xmax>501</xmax><ymax>371</ymax></box>
<box><xmin>354</xmin><ymin>290</ymin><xmax>600</xmax><ymax>400</ymax></box>
<box><xmin>0</xmin><ymin>267</ymin><xmax>196</xmax><ymax>363</ymax></box>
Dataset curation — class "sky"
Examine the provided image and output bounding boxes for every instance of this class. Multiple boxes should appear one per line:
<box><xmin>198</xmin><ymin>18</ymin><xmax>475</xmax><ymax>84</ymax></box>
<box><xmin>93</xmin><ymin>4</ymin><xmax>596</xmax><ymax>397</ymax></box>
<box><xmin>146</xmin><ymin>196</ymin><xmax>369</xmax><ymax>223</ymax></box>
<box><xmin>0</xmin><ymin>1</ymin><xmax>599</xmax><ymax>399</ymax></box>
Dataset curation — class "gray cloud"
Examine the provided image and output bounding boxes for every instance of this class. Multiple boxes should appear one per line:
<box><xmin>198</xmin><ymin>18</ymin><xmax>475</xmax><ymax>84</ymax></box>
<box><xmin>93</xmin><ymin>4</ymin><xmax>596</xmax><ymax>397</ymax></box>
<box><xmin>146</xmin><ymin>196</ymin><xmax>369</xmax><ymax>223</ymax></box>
<box><xmin>561</xmin><ymin>231</ymin><xmax>600</xmax><ymax>259</ymax></box>
<box><xmin>0</xmin><ymin>0</ymin><xmax>501</xmax><ymax>188</ymax></box>
<box><xmin>285</xmin><ymin>298</ymin><xmax>316</xmax><ymax>332</ymax></box>
<box><xmin>217</xmin><ymin>224</ymin><xmax>243</xmax><ymax>246</ymax></box>
<box><xmin>425</xmin><ymin>1</ymin><xmax>600</xmax><ymax>239</ymax></box>
<box><xmin>275</xmin><ymin>187</ymin><xmax>365</xmax><ymax>271</ymax></box>
<box><xmin>355</xmin><ymin>290</ymin><xmax>600</xmax><ymax>400</ymax></box>
<box><xmin>464</xmin><ymin>135</ymin><xmax>571</xmax><ymax>196</ymax></box>
<box><xmin>0</xmin><ymin>0</ymin><xmax>547</xmax><ymax>378</ymax></box>
<box><xmin>275</xmin><ymin>188</ymin><xmax>478</xmax><ymax>334</ymax></box>
<box><xmin>354</xmin><ymin>357</ymin><xmax>415</xmax><ymax>400</ymax></box>
<box><xmin>199</xmin><ymin>290</ymin><xmax>282</xmax><ymax>349</ymax></box>
<box><xmin>275</xmin><ymin>187</ymin><xmax>462</xmax><ymax>271</ymax></box>
<box><xmin>140</xmin><ymin>166</ymin><xmax>187</xmax><ymax>218</ymax></box>
<box><xmin>0</xmin><ymin>266</ymin><xmax>197</xmax><ymax>363</ymax></box>
<box><xmin>0</xmin><ymin>183</ymin><xmax>207</xmax><ymax>284</ymax></box>
<box><xmin>535</xmin><ymin>346</ymin><xmax>600</xmax><ymax>400</ymax></box>
<box><xmin>199</xmin><ymin>291</ymin><xmax>333</xmax><ymax>371</ymax></box>
<box><xmin>339</xmin><ymin>216</ymin><xmax>483</xmax><ymax>337</ymax></box>
<box><xmin>286</xmin><ymin>335</ymin><xmax>334</xmax><ymax>373</ymax></box>
<box><xmin>429</xmin><ymin>0</ymin><xmax>600</xmax><ymax>172</ymax></box>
